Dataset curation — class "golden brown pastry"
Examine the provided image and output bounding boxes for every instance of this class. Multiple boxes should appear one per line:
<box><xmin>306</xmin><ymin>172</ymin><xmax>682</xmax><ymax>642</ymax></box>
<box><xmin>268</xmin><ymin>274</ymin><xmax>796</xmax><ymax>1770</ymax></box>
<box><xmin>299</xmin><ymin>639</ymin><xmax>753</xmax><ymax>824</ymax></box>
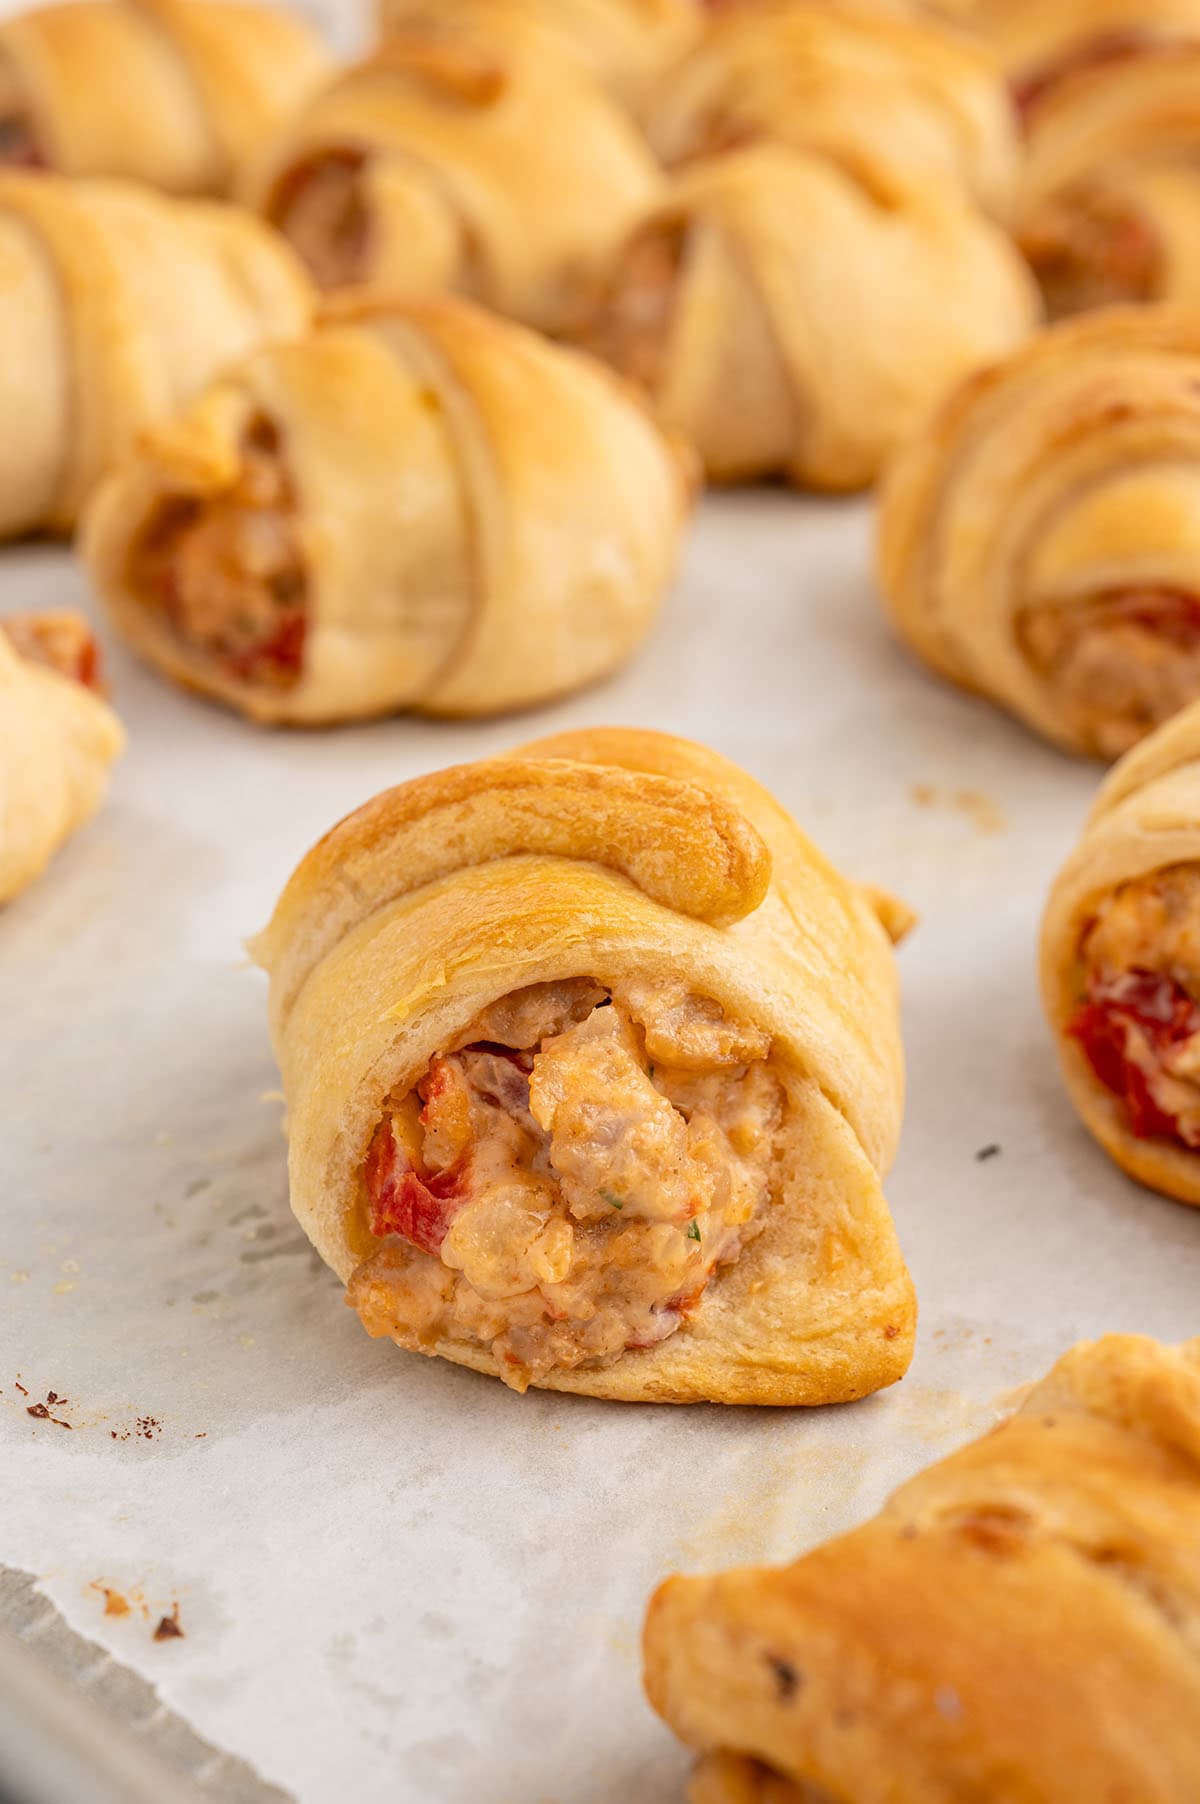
<box><xmin>237</xmin><ymin>30</ymin><xmax>661</xmax><ymax>335</ymax></box>
<box><xmin>1009</xmin><ymin>16</ymin><xmax>1200</xmax><ymax>317</ymax></box>
<box><xmin>971</xmin><ymin>0</ymin><xmax>1200</xmax><ymax>86</ymax></box>
<box><xmin>582</xmin><ymin>142</ymin><xmax>1038</xmax><ymax>490</ymax></box>
<box><xmin>643</xmin><ymin>0</ymin><xmax>1021</xmax><ymax>216</ymax></box>
<box><xmin>645</xmin><ymin>1332</ymin><xmax>1200</xmax><ymax>1803</ymax></box>
<box><xmin>376</xmin><ymin>0</ymin><xmax>700</xmax><ymax>108</ymax></box>
<box><xmin>1040</xmin><ymin>698</ymin><xmax>1200</xmax><ymax>1203</ymax></box>
<box><xmin>0</xmin><ymin>0</ymin><xmax>329</xmax><ymax>197</ymax></box>
<box><xmin>0</xmin><ymin>171</ymin><xmax>312</xmax><ymax>542</ymax></box>
<box><xmin>0</xmin><ymin>612</ymin><xmax>124</xmax><ymax>905</ymax></box>
<box><xmin>249</xmin><ymin>726</ymin><xmax>917</xmax><ymax>1402</ymax></box>
<box><xmin>82</xmin><ymin>295</ymin><xmax>693</xmax><ymax>725</ymax></box>
<box><xmin>877</xmin><ymin>306</ymin><xmax>1200</xmax><ymax>758</ymax></box>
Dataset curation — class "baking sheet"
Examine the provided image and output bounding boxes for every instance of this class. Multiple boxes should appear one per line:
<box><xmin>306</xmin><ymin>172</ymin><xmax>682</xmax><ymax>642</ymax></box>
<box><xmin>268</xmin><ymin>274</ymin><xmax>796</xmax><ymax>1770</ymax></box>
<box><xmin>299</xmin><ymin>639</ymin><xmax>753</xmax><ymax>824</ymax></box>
<box><xmin>4</xmin><ymin>487</ymin><xmax>1200</xmax><ymax>1804</ymax></box>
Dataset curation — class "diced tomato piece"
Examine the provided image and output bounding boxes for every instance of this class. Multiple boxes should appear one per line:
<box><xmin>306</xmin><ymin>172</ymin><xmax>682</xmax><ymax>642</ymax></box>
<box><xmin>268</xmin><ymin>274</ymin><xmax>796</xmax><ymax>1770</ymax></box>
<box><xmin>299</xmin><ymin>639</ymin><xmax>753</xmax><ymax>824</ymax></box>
<box><xmin>362</xmin><ymin>1117</ymin><xmax>468</xmax><ymax>1255</ymax></box>
<box><xmin>223</xmin><ymin>610</ymin><xmax>307</xmax><ymax>683</ymax></box>
<box><xmin>1068</xmin><ymin>969</ymin><xmax>1200</xmax><ymax>1144</ymax></box>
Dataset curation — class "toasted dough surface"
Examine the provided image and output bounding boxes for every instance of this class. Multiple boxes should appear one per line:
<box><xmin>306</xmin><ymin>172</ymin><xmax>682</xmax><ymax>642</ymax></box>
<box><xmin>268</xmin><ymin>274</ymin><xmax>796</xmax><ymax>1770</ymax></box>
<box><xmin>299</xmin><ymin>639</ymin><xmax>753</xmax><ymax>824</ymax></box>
<box><xmin>0</xmin><ymin>0</ymin><xmax>329</xmax><ymax>196</ymax></box>
<box><xmin>646</xmin><ymin>1333</ymin><xmax>1200</xmax><ymax>1799</ymax></box>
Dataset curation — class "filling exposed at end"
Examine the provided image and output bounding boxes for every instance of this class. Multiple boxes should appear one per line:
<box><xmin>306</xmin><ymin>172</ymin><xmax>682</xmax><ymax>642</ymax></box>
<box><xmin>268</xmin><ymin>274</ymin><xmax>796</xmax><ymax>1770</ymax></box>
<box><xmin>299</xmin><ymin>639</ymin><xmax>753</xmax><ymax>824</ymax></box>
<box><xmin>269</xmin><ymin>148</ymin><xmax>371</xmax><ymax>290</ymax></box>
<box><xmin>1020</xmin><ymin>190</ymin><xmax>1163</xmax><ymax>319</ymax></box>
<box><xmin>1018</xmin><ymin>588</ymin><xmax>1200</xmax><ymax>759</ymax></box>
<box><xmin>348</xmin><ymin>978</ymin><xmax>784</xmax><ymax>1390</ymax></box>
<box><xmin>130</xmin><ymin>416</ymin><xmax>307</xmax><ymax>690</ymax></box>
<box><xmin>588</xmin><ymin>219</ymin><xmax>688</xmax><ymax>397</ymax></box>
<box><xmin>2</xmin><ymin>611</ymin><xmax>102</xmax><ymax>689</ymax></box>
<box><xmin>1069</xmin><ymin>865</ymin><xmax>1200</xmax><ymax>1147</ymax></box>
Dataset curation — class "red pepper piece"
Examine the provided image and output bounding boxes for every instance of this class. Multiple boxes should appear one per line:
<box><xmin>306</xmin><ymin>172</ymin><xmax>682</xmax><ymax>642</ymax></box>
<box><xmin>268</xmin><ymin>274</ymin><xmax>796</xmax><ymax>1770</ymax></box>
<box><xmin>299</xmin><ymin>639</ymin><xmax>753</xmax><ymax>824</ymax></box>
<box><xmin>363</xmin><ymin>1118</ymin><xmax>468</xmax><ymax>1255</ymax></box>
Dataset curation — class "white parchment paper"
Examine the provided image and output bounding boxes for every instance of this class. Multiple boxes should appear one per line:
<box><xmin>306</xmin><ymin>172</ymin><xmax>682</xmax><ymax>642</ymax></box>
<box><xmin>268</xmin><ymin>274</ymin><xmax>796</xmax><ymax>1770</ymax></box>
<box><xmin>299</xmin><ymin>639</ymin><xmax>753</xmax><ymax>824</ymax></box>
<box><xmin>4</xmin><ymin>490</ymin><xmax>1200</xmax><ymax>1804</ymax></box>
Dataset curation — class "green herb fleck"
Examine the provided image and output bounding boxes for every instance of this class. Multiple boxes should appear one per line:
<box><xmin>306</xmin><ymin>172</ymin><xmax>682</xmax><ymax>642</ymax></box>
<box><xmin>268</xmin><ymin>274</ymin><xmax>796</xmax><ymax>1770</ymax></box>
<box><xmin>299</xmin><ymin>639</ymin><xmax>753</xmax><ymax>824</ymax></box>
<box><xmin>601</xmin><ymin>1189</ymin><xmax>624</xmax><ymax>1210</ymax></box>
<box><xmin>687</xmin><ymin>1221</ymin><xmax>701</xmax><ymax>1242</ymax></box>
<box><xmin>647</xmin><ymin>1063</ymin><xmax>656</xmax><ymax>1079</ymax></box>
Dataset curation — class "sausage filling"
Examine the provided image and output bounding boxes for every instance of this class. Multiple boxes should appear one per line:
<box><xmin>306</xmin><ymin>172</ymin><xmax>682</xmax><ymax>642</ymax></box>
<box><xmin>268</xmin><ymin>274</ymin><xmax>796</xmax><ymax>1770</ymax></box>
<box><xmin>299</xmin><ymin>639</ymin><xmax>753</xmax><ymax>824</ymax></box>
<box><xmin>2</xmin><ymin>611</ymin><xmax>102</xmax><ymax>689</ymax></box>
<box><xmin>269</xmin><ymin>148</ymin><xmax>371</xmax><ymax>291</ymax></box>
<box><xmin>130</xmin><ymin>416</ymin><xmax>307</xmax><ymax>689</ymax></box>
<box><xmin>1019</xmin><ymin>190</ymin><xmax>1163</xmax><ymax>319</ymax></box>
<box><xmin>1018</xmin><ymin>588</ymin><xmax>1200</xmax><ymax>759</ymax></box>
<box><xmin>587</xmin><ymin>219</ymin><xmax>688</xmax><ymax>396</ymax></box>
<box><xmin>1069</xmin><ymin>865</ymin><xmax>1200</xmax><ymax>1146</ymax></box>
<box><xmin>348</xmin><ymin>978</ymin><xmax>784</xmax><ymax>1390</ymax></box>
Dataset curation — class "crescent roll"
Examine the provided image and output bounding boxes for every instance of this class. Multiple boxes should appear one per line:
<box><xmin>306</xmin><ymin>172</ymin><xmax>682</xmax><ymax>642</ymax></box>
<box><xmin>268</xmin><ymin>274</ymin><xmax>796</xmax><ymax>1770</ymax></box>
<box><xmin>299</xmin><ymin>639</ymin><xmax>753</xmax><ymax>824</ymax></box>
<box><xmin>1040</xmin><ymin>698</ymin><xmax>1200</xmax><ymax>1202</ymax></box>
<box><xmin>237</xmin><ymin>31</ymin><xmax>661</xmax><ymax>335</ymax></box>
<box><xmin>249</xmin><ymin>727</ymin><xmax>917</xmax><ymax>1402</ymax></box>
<box><xmin>0</xmin><ymin>171</ymin><xmax>312</xmax><ymax>542</ymax></box>
<box><xmin>643</xmin><ymin>0</ymin><xmax>1021</xmax><ymax>216</ymax></box>
<box><xmin>644</xmin><ymin>1332</ymin><xmax>1200</xmax><ymax>1803</ymax></box>
<box><xmin>82</xmin><ymin>295</ymin><xmax>692</xmax><ymax>725</ymax></box>
<box><xmin>877</xmin><ymin>306</ymin><xmax>1200</xmax><ymax>759</ymax></box>
<box><xmin>375</xmin><ymin>0</ymin><xmax>700</xmax><ymax>107</ymax></box>
<box><xmin>0</xmin><ymin>0</ymin><xmax>329</xmax><ymax>197</ymax></box>
<box><xmin>1012</xmin><ymin>23</ymin><xmax>1200</xmax><ymax>317</ymax></box>
<box><xmin>0</xmin><ymin>613</ymin><xmax>124</xmax><ymax>905</ymax></box>
<box><xmin>581</xmin><ymin>143</ymin><xmax>1038</xmax><ymax>490</ymax></box>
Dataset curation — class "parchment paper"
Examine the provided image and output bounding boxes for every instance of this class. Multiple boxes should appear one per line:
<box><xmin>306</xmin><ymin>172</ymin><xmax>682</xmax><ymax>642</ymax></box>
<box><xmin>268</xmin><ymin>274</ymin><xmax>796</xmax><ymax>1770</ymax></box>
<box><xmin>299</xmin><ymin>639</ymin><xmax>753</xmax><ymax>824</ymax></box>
<box><xmin>5</xmin><ymin>479</ymin><xmax>1200</xmax><ymax>1802</ymax></box>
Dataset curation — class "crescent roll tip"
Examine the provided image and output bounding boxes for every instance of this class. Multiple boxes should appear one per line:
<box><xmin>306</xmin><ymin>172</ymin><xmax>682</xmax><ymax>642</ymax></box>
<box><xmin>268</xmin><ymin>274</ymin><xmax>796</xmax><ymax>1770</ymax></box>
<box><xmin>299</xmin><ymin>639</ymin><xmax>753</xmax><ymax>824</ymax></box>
<box><xmin>255</xmin><ymin>728</ymin><xmax>915</xmax><ymax>1405</ymax></box>
<box><xmin>644</xmin><ymin>1331</ymin><xmax>1200</xmax><ymax>1798</ymax></box>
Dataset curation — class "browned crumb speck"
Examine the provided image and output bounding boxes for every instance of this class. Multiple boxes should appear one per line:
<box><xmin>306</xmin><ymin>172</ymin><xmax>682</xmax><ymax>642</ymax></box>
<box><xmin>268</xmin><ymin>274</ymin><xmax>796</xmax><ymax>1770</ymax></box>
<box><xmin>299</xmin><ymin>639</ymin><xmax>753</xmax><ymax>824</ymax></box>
<box><xmin>153</xmin><ymin>1604</ymin><xmax>184</xmax><ymax>1642</ymax></box>
<box><xmin>911</xmin><ymin>784</ymin><xmax>1007</xmax><ymax>834</ymax></box>
<box><xmin>90</xmin><ymin>1584</ymin><xmax>131</xmax><ymax>1619</ymax></box>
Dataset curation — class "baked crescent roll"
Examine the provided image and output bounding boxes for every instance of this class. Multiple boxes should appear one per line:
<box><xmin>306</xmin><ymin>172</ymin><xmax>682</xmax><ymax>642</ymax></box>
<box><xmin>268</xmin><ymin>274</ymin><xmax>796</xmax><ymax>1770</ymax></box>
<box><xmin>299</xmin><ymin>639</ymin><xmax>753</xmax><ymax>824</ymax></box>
<box><xmin>1040</xmin><ymin>697</ymin><xmax>1200</xmax><ymax>1202</ymax></box>
<box><xmin>376</xmin><ymin>0</ymin><xmax>700</xmax><ymax>108</ymax></box>
<box><xmin>877</xmin><ymin>306</ymin><xmax>1200</xmax><ymax>759</ymax></box>
<box><xmin>237</xmin><ymin>31</ymin><xmax>661</xmax><ymax>335</ymax></box>
<box><xmin>249</xmin><ymin>726</ymin><xmax>917</xmax><ymax>1402</ymax></box>
<box><xmin>82</xmin><ymin>295</ymin><xmax>692</xmax><ymax>725</ymax></box>
<box><xmin>1011</xmin><ymin>23</ymin><xmax>1200</xmax><ymax>318</ymax></box>
<box><xmin>643</xmin><ymin>0</ymin><xmax>1021</xmax><ymax>217</ymax></box>
<box><xmin>0</xmin><ymin>171</ymin><xmax>312</xmax><ymax>542</ymax></box>
<box><xmin>644</xmin><ymin>1331</ymin><xmax>1200</xmax><ymax>1803</ymax></box>
<box><xmin>0</xmin><ymin>612</ymin><xmax>124</xmax><ymax>905</ymax></box>
<box><xmin>0</xmin><ymin>0</ymin><xmax>329</xmax><ymax>197</ymax></box>
<box><xmin>581</xmin><ymin>143</ymin><xmax>1038</xmax><ymax>490</ymax></box>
